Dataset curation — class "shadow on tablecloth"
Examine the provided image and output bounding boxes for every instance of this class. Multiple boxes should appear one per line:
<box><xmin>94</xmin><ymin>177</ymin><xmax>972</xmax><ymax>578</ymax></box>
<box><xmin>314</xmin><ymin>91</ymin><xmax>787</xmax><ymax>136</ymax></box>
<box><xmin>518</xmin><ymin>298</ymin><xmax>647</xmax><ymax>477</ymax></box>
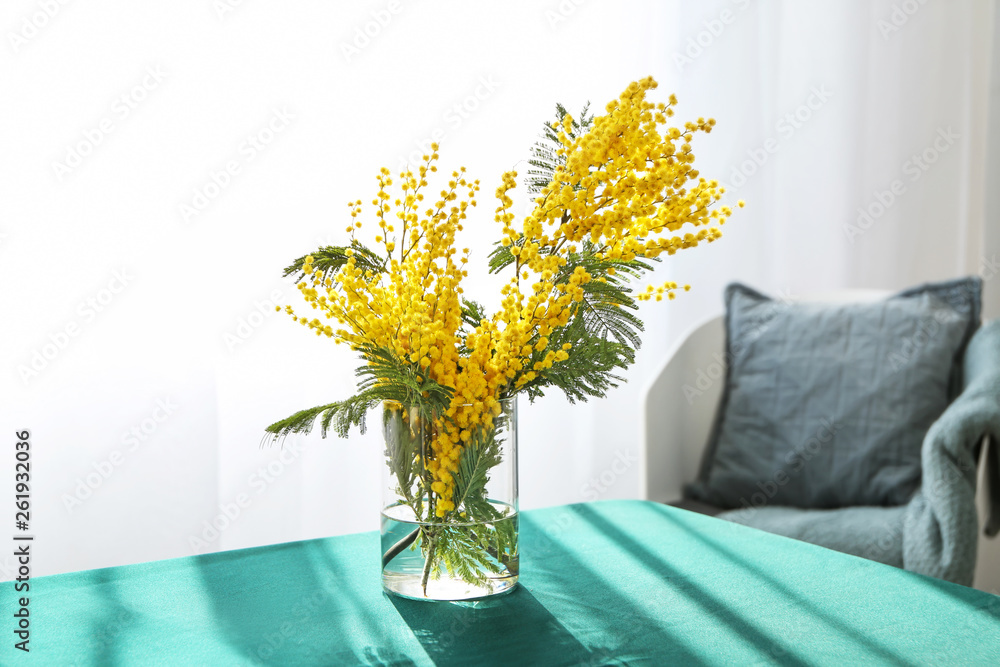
<box><xmin>388</xmin><ymin>585</ymin><xmax>597</xmax><ymax>666</ymax></box>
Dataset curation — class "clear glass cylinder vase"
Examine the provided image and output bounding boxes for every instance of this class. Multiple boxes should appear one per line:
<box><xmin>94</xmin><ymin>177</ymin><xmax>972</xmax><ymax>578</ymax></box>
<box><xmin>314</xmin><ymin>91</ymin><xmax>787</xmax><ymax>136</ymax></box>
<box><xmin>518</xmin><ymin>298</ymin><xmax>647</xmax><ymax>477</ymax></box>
<box><xmin>380</xmin><ymin>397</ymin><xmax>518</xmax><ymax>601</ymax></box>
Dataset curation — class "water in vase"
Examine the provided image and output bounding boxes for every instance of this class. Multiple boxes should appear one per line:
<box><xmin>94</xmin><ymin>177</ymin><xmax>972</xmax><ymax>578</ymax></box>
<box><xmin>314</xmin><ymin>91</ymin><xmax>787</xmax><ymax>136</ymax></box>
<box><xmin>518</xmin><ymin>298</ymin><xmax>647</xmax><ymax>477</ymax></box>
<box><xmin>380</xmin><ymin>500</ymin><xmax>519</xmax><ymax>601</ymax></box>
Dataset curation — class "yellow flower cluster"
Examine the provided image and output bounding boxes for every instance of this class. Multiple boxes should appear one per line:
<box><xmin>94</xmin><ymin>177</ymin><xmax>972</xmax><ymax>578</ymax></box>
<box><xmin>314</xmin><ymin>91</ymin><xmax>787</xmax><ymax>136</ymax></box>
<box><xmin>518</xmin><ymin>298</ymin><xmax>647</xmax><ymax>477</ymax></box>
<box><xmin>282</xmin><ymin>77</ymin><xmax>739</xmax><ymax>517</ymax></box>
<box><xmin>497</xmin><ymin>76</ymin><xmax>740</xmax><ymax>279</ymax></box>
<box><xmin>484</xmin><ymin>77</ymin><xmax>744</xmax><ymax>390</ymax></box>
<box><xmin>284</xmin><ymin>151</ymin><xmax>503</xmax><ymax>515</ymax></box>
<box><xmin>636</xmin><ymin>281</ymin><xmax>691</xmax><ymax>303</ymax></box>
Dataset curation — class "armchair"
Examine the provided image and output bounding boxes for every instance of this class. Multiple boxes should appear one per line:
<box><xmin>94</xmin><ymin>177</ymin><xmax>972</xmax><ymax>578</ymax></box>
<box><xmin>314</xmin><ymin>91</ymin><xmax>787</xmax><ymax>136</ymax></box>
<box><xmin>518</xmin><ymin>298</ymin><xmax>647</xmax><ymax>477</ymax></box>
<box><xmin>640</xmin><ymin>289</ymin><xmax>1000</xmax><ymax>587</ymax></box>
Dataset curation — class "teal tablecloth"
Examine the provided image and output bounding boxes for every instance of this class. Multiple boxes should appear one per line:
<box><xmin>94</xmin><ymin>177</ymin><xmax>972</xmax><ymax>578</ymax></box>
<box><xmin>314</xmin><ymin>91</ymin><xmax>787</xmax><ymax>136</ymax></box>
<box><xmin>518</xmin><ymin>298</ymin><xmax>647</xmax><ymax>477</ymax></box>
<box><xmin>8</xmin><ymin>500</ymin><xmax>1000</xmax><ymax>665</ymax></box>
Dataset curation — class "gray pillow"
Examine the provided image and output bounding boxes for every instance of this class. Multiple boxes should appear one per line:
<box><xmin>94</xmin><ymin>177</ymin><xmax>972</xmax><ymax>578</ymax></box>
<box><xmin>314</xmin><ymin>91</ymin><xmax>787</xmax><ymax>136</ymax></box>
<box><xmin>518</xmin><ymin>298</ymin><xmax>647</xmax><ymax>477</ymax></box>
<box><xmin>685</xmin><ymin>278</ymin><xmax>981</xmax><ymax>510</ymax></box>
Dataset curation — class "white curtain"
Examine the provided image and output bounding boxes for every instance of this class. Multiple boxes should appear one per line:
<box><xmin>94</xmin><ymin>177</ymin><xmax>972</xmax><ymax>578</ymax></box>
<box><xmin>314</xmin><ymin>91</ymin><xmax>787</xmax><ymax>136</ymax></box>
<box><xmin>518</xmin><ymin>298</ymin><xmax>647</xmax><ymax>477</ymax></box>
<box><xmin>0</xmin><ymin>0</ymin><xmax>995</xmax><ymax>578</ymax></box>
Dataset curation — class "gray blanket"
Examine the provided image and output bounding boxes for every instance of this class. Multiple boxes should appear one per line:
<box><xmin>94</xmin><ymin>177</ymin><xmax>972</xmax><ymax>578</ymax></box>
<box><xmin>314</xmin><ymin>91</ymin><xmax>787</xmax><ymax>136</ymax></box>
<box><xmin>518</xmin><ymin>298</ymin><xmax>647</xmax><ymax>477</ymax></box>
<box><xmin>722</xmin><ymin>319</ymin><xmax>1000</xmax><ymax>586</ymax></box>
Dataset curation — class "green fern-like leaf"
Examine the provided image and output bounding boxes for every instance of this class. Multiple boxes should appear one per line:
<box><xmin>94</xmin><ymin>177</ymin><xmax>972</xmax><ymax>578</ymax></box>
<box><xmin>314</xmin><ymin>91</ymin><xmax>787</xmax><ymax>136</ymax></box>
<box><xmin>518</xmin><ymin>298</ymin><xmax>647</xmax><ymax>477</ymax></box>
<box><xmin>382</xmin><ymin>404</ymin><xmax>422</xmax><ymax>503</ymax></box>
<box><xmin>264</xmin><ymin>344</ymin><xmax>454</xmax><ymax>444</ymax></box>
<box><xmin>263</xmin><ymin>402</ymin><xmax>343</xmax><ymax>440</ymax></box>
<box><xmin>435</xmin><ymin>526</ymin><xmax>503</xmax><ymax>587</ymax></box>
<box><xmin>492</xmin><ymin>240</ymin><xmax>656</xmax><ymax>403</ymax></box>
<box><xmin>452</xmin><ymin>426</ymin><xmax>503</xmax><ymax>513</ymax></box>
<box><xmin>527</xmin><ymin>102</ymin><xmax>593</xmax><ymax>194</ymax></box>
<box><xmin>487</xmin><ymin>241</ymin><xmax>518</xmax><ymax>276</ymax></box>
<box><xmin>460</xmin><ymin>298</ymin><xmax>487</xmax><ymax>330</ymax></box>
<box><xmin>282</xmin><ymin>240</ymin><xmax>384</xmax><ymax>284</ymax></box>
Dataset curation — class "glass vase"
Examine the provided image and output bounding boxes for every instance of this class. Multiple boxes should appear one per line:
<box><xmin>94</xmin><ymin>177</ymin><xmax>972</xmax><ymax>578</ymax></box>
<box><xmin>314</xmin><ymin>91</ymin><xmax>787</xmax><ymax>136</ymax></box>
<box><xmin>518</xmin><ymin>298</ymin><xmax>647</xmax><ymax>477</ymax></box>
<box><xmin>380</xmin><ymin>397</ymin><xmax>518</xmax><ymax>601</ymax></box>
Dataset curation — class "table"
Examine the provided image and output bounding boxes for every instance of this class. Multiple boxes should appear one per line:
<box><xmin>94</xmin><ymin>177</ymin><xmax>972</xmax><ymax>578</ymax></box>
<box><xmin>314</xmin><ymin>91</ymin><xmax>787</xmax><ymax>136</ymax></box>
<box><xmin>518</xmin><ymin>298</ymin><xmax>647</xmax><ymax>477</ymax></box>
<box><xmin>15</xmin><ymin>500</ymin><xmax>1000</xmax><ymax>665</ymax></box>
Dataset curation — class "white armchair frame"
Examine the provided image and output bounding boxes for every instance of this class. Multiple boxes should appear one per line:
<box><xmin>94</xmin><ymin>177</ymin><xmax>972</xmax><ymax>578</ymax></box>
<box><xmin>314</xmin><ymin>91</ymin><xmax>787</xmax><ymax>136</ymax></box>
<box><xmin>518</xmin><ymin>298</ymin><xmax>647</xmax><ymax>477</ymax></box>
<box><xmin>639</xmin><ymin>314</ymin><xmax>724</xmax><ymax>505</ymax></box>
